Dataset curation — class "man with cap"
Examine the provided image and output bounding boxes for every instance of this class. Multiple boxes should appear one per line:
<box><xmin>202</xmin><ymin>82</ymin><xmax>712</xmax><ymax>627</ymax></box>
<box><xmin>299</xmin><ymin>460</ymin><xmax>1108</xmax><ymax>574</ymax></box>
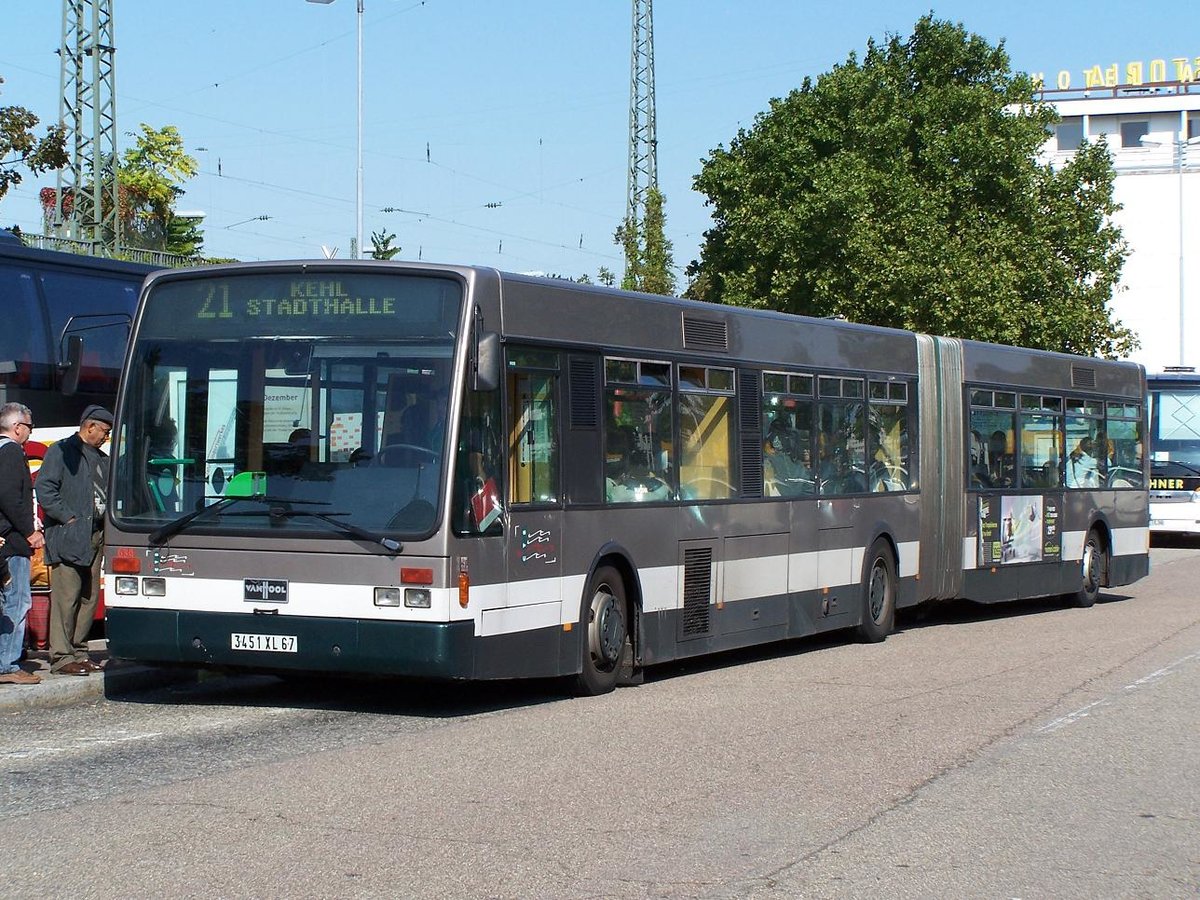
<box><xmin>37</xmin><ymin>405</ymin><xmax>112</xmax><ymax>676</ymax></box>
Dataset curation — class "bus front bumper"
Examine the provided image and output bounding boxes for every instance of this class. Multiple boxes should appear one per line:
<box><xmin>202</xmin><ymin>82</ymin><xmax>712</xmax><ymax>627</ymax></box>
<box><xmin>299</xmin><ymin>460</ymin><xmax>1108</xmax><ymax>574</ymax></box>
<box><xmin>106</xmin><ymin>607</ymin><xmax>478</xmax><ymax>679</ymax></box>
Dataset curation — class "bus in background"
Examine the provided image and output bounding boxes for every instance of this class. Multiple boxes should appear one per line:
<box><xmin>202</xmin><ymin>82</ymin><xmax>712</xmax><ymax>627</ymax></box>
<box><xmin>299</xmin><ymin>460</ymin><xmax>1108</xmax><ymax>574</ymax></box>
<box><xmin>1147</xmin><ymin>367</ymin><xmax>1200</xmax><ymax>538</ymax></box>
<box><xmin>0</xmin><ymin>230</ymin><xmax>156</xmax><ymax>443</ymax></box>
<box><xmin>0</xmin><ymin>230</ymin><xmax>158</xmax><ymax>640</ymax></box>
<box><xmin>103</xmin><ymin>262</ymin><xmax>1149</xmax><ymax>694</ymax></box>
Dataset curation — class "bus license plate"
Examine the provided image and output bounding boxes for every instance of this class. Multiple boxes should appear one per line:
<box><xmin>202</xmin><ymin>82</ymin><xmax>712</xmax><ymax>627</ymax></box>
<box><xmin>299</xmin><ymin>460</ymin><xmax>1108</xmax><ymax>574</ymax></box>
<box><xmin>231</xmin><ymin>633</ymin><xmax>298</xmax><ymax>653</ymax></box>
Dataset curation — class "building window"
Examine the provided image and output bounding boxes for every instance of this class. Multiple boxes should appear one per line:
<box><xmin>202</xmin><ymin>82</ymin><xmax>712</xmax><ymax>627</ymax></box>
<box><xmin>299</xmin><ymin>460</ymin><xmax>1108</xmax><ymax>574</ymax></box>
<box><xmin>1120</xmin><ymin>120</ymin><xmax>1149</xmax><ymax>148</ymax></box>
<box><xmin>1056</xmin><ymin>118</ymin><xmax>1083</xmax><ymax>152</ymax></box>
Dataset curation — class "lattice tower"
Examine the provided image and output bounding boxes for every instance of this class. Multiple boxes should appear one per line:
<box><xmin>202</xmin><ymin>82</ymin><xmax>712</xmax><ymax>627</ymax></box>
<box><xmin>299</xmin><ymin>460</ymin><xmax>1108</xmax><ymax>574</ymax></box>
<box><xmin>54</xmin><ymin>0</ymin><xmax>119</xmax><ymax>252</ymax></box>
<box><xmin>625</xmin><ymin>0</ymin><xmax>657</xmax><ymax>258</ymax></box>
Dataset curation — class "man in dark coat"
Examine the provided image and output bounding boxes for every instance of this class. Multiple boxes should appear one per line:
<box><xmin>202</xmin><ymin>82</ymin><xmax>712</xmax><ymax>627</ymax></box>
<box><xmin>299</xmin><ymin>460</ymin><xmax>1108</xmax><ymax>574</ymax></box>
<box><xmin>0</xmin><ymin>402</ymin><xmax>45</xmax><ymax>684</ymax></box>
<box><xmin>38</xmin><ymin>405</ymin><xmax>112</xmax><ymax>676</ymax></box>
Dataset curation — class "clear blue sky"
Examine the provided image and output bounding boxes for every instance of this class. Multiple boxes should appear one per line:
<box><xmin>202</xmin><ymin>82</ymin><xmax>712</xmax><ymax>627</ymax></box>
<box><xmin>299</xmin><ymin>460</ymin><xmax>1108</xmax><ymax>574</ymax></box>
<box><xmin>1</xmin><ymin>1</ymin><xmax>1195</xmax><ymax>279</ymax></box>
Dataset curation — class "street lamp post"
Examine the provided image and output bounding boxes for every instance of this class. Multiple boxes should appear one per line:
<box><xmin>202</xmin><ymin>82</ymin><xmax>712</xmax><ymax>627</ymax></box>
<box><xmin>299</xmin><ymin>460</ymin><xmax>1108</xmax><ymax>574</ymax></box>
<box><xmin>307</xmin><ymin>0</ymin><xmax>364</xmax><ymax>258</ymax></box>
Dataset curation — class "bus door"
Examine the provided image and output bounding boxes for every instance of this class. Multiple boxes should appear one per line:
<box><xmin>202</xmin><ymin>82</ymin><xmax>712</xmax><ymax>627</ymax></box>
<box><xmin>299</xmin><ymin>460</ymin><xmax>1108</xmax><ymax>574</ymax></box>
<box><xmin>814</xmin><ymin>377</ymin><xmax>867</xmax><ymax>620</ymax></box>
<box><xmin>502</xmin><ymin>357</ymin><xmax>563</xmax><ymax>620</ymax></box>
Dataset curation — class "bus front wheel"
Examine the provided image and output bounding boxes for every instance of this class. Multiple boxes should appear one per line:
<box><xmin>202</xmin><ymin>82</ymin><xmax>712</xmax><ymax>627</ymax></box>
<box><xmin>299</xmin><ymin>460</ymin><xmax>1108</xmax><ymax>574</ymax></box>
<box><xmin>575</xmin><ymin>565</ymin><xmax>627</xmax><ymax>696</ymax></box>
<box><xmin>856</xmin><ymin>539</ymin><xmax>896</xmax><ymax>643</ymax></box>
<box><xmin>1068</xmin><ymin>529</ymin><xmax>1106</xmax><ymax>608</ymax></box>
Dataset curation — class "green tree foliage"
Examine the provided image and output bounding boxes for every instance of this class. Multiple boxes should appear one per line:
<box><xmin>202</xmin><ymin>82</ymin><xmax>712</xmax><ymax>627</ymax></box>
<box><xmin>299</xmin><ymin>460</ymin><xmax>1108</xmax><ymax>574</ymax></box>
<box><xmin>166</xmin><ymin>214</ymin><xmax>205</xmax><ymax>257</ymax></box>
<box><xmin>616</xmin><ymin>187</ymin><xmax>677</xmax><ymax>296</ymax></box>
<box><xmin>370</xmin><ymin>228</ymin><xmax>401</xmax><ymax>260</ymax></box>
<box><xmin>0</xmin><ymin>76</ymin><xmax>68</xmax><ymax>203</ymax></box>
<box><xmin>120</xmin><ymin>124</ymin><xmax>198</xmax><ymax>252</ymax></box>
<box><xmin>688</xmin><ymin>16</ymin><xmax>1135</xmax><ymax>358</ymax></box>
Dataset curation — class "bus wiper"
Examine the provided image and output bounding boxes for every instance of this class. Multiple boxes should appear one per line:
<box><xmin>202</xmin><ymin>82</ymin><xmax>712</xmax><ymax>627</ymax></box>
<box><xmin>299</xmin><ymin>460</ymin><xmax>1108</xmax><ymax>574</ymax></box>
<box><xmin>148</xmin><ymin>495</ymin><xmax>324</xmax><ymax>545</ymax></box>
<box><xmin>1155</xmin><ymin>460</ymin><xmax>1200</xmax><ymax>477</ymax></box>
<box><xmin>265</xmin><ymin>507</ymin><xmax>402</xmax><ymax>553</ymax></box>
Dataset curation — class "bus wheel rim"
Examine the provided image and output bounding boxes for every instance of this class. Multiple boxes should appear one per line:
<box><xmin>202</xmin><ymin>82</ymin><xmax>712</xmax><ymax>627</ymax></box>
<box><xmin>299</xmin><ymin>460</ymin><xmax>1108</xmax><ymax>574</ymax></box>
<box><xmin>869</xmin><ymin>560</ymin><xmax>888</xmax><ymax>622</ymax></box>
<box><xmin>590</xmin><ymin>588</ymin><xmax>624</xmax><ymax>668</ymax></box>
<box><xmin>1082</xmin><ymin>540</ymin><xmax>1099</xmax><ymax>592</ymax></box>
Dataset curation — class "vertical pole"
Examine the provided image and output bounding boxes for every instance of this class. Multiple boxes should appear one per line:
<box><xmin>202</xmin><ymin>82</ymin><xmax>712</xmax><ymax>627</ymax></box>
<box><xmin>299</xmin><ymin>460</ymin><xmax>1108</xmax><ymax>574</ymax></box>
<box><xmin>356</xmin><ymin>0</ymin><xmax>364</xmax><ymax>259</ymax></box>
<box><xmin>1178</xmin><ymin>110</ymin><xmax>1187</xmax><ymax>368</ymax></box>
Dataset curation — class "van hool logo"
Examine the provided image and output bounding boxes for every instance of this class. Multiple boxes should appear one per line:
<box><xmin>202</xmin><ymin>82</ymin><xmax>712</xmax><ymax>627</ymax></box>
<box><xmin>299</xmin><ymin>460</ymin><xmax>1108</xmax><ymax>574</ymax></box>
<box><xmin>244</xmin><ymin>579</ymin><xmax>289</xmax><ymax>603</ymax></box>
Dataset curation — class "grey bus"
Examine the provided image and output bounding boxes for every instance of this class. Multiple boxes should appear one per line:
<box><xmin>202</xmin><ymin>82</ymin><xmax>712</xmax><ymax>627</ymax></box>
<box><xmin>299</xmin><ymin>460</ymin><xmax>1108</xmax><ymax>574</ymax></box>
<box><xmin>103</xmin><ymin>262</ymin><xmax>1149</xmax><ymax>694</ymax></box>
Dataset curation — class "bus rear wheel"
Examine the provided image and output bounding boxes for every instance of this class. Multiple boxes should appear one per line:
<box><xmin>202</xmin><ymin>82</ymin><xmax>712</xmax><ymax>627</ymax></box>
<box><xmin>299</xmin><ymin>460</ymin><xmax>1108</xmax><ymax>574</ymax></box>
<box><xmin>856</xmin><ymin>539</ymin><xmax>896</xmax><ymax>643</ymax></box>
<box><xmin>575</xmin><ymin>565</ymin><xmax>627</xmax><ymax>696</ymax></box>
<box><xmin>1068</xmin><ymin>529</ymin><xmax>1106</xmax><ymax>608</ymax></box>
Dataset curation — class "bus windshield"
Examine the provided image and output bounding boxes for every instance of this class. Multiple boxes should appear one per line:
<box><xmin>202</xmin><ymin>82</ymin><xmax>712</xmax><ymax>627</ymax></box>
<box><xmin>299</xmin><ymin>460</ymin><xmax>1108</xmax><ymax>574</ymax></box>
<box><xmin>112</xmin><ymin>270</ymin><xmax>464</xmax><ymax>539</ymax></box>
<box><xmin>1150</xmin><ymin>382</ymin><xmax>1200</xmax><ymax>476</ymax></box>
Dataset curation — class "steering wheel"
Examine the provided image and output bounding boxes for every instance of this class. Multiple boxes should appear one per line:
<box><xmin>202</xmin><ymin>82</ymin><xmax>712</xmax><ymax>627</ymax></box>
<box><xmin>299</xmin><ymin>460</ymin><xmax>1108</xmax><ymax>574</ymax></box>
<box><xmin>373</xmin><ymin>443</ymin><xmax>439</xmax><ymax>467</ymax></box>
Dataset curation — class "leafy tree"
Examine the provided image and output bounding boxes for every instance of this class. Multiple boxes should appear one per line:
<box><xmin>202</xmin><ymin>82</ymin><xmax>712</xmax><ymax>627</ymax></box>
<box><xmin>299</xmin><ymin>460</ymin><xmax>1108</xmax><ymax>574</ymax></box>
<box><xmin>120</xmin><ymin>124</ymin><xmax>198</xmax><ymax>251</ymax></box>
<box><xmin>370</xmin><ymin>228</ymin><xmax>401</xmax><ymax>260</ymax></box>
<box><xmin>166</xmin><ymin>213</ymin><xmax>204</xmax><ymax>257</ymax></box>
<box><xmin>0</xmin><ymin>76</ymin><xmax>68</xmax><ymax>203</ymax></box>
<box><xmin>615</xmin><ymin>214</ymin><xmax>641</xmax><ymax>292</ymax></box>
<box><xmin>616</xmin><ymin>187</ymin><xmax>677</xmax><ymax>296</ymax></box>
<box><xmin>688</xmin><ymin>15</ymin><xmax>1135</xmax><ymax>358</ymax></box>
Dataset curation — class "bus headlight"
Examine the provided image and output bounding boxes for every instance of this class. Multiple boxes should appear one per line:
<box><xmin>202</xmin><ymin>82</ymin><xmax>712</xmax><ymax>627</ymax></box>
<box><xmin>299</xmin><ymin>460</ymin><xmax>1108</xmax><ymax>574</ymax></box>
<box><xmin>374</xmin><ymin>587</ymin><xmax>403</xmax><ymax>607</ymax></box>
<box><xmin>404</xmin><ymin>588</ymin><xmax>432</xmax><ymax>609</ymax></box>
<box><xmin>115</xmin><ymin>577</ymin><xmax>139</xmax><ymax>596</ymax></box>
<box><xmin>142</xmin><ymin>578</ymin><xmax>166</xmax><ymax>597</ymax></box>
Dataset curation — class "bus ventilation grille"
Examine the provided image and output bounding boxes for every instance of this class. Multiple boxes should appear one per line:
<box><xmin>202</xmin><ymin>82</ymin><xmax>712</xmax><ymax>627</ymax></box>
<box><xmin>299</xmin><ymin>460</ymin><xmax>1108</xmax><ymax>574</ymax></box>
<box><xmin>1071</xmin><ymin>365</ymin><xmax>1097</xmax><ymax>389</ymax></box>
<box><xmin>682</xmin><ymin>316</ymin><xmax>729</xmax><ymax>352</ymax></box>
<box><xmin>568</xmin><ymin>357</ymin><xmax>600</xmax><ymax>429</ymax></box>
<box><xmin>682</xmin><ymin>547</ymin><xmax>713</xmax><ymax>636</ymax></box>
<box><xmin>739</xmin><ymin>369</ymin><xmax>763</xmax><ymax>498</ymax></box>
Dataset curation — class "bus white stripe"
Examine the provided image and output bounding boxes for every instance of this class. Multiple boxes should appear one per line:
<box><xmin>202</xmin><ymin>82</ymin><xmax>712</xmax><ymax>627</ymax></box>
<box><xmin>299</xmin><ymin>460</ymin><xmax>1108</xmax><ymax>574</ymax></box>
<box><xmin>480</xmin><ymin>602</ymin><xmax>561</xmax><ymax>637</ymax></box>
<box><xmin>963</xmin><ymin>537</ymin><xmax>977</xmax><ymax>570</ymax></box>
<box><xmin>1112</xmin><ymin>526</ymin><xmax>1149</xmax><ymax>557</ymax></box>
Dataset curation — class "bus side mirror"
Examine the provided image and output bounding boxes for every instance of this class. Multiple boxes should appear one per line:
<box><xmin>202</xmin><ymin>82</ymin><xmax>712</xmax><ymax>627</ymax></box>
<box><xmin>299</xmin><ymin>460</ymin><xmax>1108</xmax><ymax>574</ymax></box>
<box><xmin>61</xmin><ymin>334</ymin><xmax>83</xmax><ymax>397</ymax></box>
<box><xmin>474</xmin><ymin>331</ymin><xmax>500</xmax><ymax>392</ymax></box>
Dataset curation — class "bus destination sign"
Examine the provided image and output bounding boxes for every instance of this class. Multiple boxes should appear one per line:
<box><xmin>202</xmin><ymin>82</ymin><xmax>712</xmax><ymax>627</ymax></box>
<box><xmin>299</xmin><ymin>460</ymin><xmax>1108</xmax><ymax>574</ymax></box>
<box><xmin>141</xmin><ymin>271</ymin><xmax>463</xmax><ymax>339</ymax></box>
<box><xmin>197</xmin><ymin>280</ymin><xmax>397</xmax><ymax>321</ymax></box>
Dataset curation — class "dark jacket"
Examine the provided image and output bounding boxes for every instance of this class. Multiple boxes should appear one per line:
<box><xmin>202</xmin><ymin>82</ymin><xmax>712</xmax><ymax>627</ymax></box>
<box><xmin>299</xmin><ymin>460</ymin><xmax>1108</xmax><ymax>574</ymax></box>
<box><xmin>0</xmin><ymin>437</ymin><xmax>35</xmax><ymax>558</ymax></box>
<box><xmin>37</xmin><ymin>432</ymin><xmax>107</xmax><ymax>566</ymax></box>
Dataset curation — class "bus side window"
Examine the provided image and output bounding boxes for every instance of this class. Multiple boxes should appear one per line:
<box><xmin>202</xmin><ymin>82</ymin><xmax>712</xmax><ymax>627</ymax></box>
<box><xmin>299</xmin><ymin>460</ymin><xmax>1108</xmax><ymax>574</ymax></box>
<box><xmin>508</xmin><ymin>367</ymin><xmax>559</xmax><ymax>505</ymax></box>
<box><xmin>452</xmin><ymin>388</ymin><xmax>503</xmax><ymax>535</ymax></box>
<box><xmin>0</xmin><ymin>268</ymin><xmax>51</xmax><ymax>390</ymax></box>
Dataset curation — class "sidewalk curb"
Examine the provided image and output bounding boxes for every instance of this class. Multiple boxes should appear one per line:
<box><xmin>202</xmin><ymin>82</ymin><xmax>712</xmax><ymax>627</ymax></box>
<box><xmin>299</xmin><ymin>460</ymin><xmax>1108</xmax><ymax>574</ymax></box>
<box><xmin>0</xmin><ymin>663</ymin><xmax>201</xmax><ymax>713</ymax></box>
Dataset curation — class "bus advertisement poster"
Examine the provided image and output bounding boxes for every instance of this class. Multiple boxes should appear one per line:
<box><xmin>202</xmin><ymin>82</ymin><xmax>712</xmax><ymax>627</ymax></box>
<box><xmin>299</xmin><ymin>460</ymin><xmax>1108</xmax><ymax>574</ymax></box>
<box><xmin>979</xmin><ymin>495</ymin><xmax>1061</xmax><ymax>566</ymax></box>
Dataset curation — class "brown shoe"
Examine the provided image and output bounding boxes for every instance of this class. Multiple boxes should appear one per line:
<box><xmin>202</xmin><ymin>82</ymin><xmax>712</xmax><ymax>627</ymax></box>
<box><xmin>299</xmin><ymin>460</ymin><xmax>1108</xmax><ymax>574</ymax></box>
<box><xmin>0</xmin><ymin>670</ymin><xmax>43</xmax><ymax>685</ymax></box>
<box><xmin>55</xmin><ymin>661</ymin><xmax>91</xmax><ymax>676</ymax></box>
<box><xmin>81</xmin><ymin>659</ymin><xmax>105</xmax><ymax>672</ymax></box>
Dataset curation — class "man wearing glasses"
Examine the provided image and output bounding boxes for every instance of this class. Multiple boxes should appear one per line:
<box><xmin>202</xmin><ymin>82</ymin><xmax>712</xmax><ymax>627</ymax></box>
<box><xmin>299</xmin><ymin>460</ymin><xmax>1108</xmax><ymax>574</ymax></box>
<box><xmin>37</xmin><ymin>405</ymin><xmax>113</xmax><ymax>677</ymax></box>
<box><xmin>0</xmin><ymin>402</ymin><xmax>46</xmax><ymax>685</ymax></box>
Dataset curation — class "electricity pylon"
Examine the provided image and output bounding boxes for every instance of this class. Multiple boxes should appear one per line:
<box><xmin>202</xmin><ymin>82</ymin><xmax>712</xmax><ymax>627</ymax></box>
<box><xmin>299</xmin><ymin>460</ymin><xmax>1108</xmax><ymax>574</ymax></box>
<box><xmin>53</xmin><ymin>0</ymin><xmax>119</xmax><ymax>253</ymax></box>
<box><xmin>625</xmin><ymin>0</ymin><xmax>657</xmax><ymax>274</ymax></box>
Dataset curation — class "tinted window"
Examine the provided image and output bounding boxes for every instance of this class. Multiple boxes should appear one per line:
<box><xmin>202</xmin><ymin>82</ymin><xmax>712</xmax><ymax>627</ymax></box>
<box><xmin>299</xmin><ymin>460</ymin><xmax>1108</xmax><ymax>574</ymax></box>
<box><xmin>40</xmin><ymin>271</ymin><xmax>139</xmax><ymax>393</ymax></box>
<box><xmin>0</xmin><ymin>266</ymin><xmax>51</xmax><ymax>389</ymax></box>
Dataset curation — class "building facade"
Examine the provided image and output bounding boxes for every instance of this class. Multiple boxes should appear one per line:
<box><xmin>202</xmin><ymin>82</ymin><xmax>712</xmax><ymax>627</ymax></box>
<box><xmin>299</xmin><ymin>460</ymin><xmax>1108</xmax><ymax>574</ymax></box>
<box><xmin>1038</xmin><ymin>78</ymin><xmax>1200</xmax><ymax>373</ymax></box>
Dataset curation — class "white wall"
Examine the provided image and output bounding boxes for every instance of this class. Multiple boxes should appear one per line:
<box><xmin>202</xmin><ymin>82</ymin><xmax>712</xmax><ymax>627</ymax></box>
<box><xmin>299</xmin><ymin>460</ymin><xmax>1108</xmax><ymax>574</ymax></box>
<box><xmin>1109</xmin><ymin>170</ymin><xmax>1195</xmax><ymax>371</ymax></box>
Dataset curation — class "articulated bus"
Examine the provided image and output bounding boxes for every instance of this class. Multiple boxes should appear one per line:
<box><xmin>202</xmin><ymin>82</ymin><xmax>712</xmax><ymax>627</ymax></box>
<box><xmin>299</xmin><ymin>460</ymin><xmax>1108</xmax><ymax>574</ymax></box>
<box><xmin>1147</xmin><ymin>369</ymin><xmax>1200</xmax><ymax>537</ymax></box>
<box><xmin>103</xmin><ymin>262</ymin><xmax>1149</xmax><ymax>694</ymax></box>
